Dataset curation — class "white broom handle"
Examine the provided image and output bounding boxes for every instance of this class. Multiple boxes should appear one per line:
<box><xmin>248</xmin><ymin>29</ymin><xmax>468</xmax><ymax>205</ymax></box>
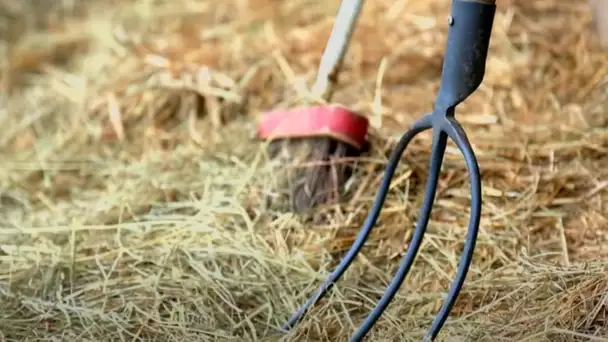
<box><xmin>311</xmin><ymin>0</ymin><xmax>365</xmax><ymax>102</ymax></box>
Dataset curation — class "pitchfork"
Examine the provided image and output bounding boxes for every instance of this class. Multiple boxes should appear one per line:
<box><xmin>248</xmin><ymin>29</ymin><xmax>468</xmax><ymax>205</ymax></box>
<box><xmin>281</xmin><ymin>0</ymin><xmax>496</xmax><ymax>340</ymax></box>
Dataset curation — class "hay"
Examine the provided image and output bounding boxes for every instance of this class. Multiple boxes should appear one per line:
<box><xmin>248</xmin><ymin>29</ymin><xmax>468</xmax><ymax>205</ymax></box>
<box><xmin>1</xmin><ymin>0</ymin><xmax>607</xmax><ymax>340</ymax></box>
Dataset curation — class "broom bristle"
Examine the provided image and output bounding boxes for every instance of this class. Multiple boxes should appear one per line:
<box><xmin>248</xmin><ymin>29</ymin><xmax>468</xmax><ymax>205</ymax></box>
<box><xmin>266</xmin><ymin>137</ymin><xmax>360</xmax><ymax>213</ymax></box>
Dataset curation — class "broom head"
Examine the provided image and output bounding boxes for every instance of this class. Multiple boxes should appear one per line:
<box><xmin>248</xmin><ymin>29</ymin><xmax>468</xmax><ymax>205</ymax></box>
<box><xmin>258</xmin><ymin>105</ymin><xmax>369</xmax><ymax>213</ymax></box>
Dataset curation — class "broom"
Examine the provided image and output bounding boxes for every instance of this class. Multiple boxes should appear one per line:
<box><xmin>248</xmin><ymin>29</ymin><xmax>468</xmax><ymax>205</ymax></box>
<box><xmin>258</xmin><ymin>0</ymin><xmax>369</xmax><ymax>213</ymax></box>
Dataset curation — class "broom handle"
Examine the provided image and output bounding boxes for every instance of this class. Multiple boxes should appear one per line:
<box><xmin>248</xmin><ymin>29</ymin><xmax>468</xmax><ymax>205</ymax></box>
<box><xmin>311</xmin><ymin>0</ymin><xmax>365</xmax><ymax>102</ymax></box>
<box><xmin>589</xmin><ymin>0</ymin><xmax>608</xmax><ymax>48</ymax></box>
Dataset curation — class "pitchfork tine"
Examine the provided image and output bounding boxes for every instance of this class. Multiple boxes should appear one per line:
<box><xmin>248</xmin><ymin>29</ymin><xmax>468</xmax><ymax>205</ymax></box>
<box><xmin>282</xmin><ymin>0</ymin><xmax>496</xmax><ymax>340</ymax></box>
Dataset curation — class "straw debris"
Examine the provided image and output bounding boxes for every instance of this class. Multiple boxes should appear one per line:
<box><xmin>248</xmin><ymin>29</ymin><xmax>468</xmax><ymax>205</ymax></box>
<box><xmin>1</xmin><ymin>0</ymin><xmax>607</xmax><ymax>341</ymax></box>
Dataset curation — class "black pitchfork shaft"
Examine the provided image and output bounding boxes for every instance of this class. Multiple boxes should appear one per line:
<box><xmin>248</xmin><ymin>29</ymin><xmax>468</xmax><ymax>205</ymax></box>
<box><xmin>282</xmin><ymin>1</ymin><xmax>496</xmax><ymax>341</ymax></box>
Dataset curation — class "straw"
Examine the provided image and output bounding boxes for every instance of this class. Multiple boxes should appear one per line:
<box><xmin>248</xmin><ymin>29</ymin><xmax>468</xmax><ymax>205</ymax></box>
<box><xmin>1</xmin><ymin>0</ymin><xmax>607</xmax><ymax>340</ymax></box>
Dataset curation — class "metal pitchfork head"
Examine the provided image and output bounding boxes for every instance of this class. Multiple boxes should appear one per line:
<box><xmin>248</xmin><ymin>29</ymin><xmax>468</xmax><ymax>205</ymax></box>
<box><xmin>282</xmin><ymin>0</ymin><xmax>497</xmax><ymax>341</ymax></box>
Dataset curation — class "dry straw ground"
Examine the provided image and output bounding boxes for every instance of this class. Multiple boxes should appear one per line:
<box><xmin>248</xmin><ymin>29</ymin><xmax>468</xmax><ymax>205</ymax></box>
<box><xmin>1</xmin><ymin>0</ymin><xmax>607</xmax><ymax>341</ymax></box>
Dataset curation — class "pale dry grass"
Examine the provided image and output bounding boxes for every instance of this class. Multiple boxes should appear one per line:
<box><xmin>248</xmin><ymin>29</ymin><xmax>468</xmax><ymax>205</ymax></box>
<box><xmin>1</xmin><ymin>0</ymin><xmax>607</xmax><ymax>341</ymax></box>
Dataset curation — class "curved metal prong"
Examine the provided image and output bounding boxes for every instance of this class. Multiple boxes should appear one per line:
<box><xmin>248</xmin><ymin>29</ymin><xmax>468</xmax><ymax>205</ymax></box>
<box><xmin>281</xmin><ymin>113</ymin><xmax>434</xmax><ymax>331</ymax></box>
<box><xmin>349</xmin><ymin>123</ymin><xmax>448</xmax><ymax>342</ymax></box>
<box><xmin>422</xmin><ymin>117</ymin><xmax>482</xmax><ymax>341</ymax></box>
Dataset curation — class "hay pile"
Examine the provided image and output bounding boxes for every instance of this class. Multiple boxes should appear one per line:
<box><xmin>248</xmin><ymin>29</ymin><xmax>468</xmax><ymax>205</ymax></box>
<box><xmin>1</xmin><ymin>0</ymin><xmax>607</xmax><ymax>340</ymax></box>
